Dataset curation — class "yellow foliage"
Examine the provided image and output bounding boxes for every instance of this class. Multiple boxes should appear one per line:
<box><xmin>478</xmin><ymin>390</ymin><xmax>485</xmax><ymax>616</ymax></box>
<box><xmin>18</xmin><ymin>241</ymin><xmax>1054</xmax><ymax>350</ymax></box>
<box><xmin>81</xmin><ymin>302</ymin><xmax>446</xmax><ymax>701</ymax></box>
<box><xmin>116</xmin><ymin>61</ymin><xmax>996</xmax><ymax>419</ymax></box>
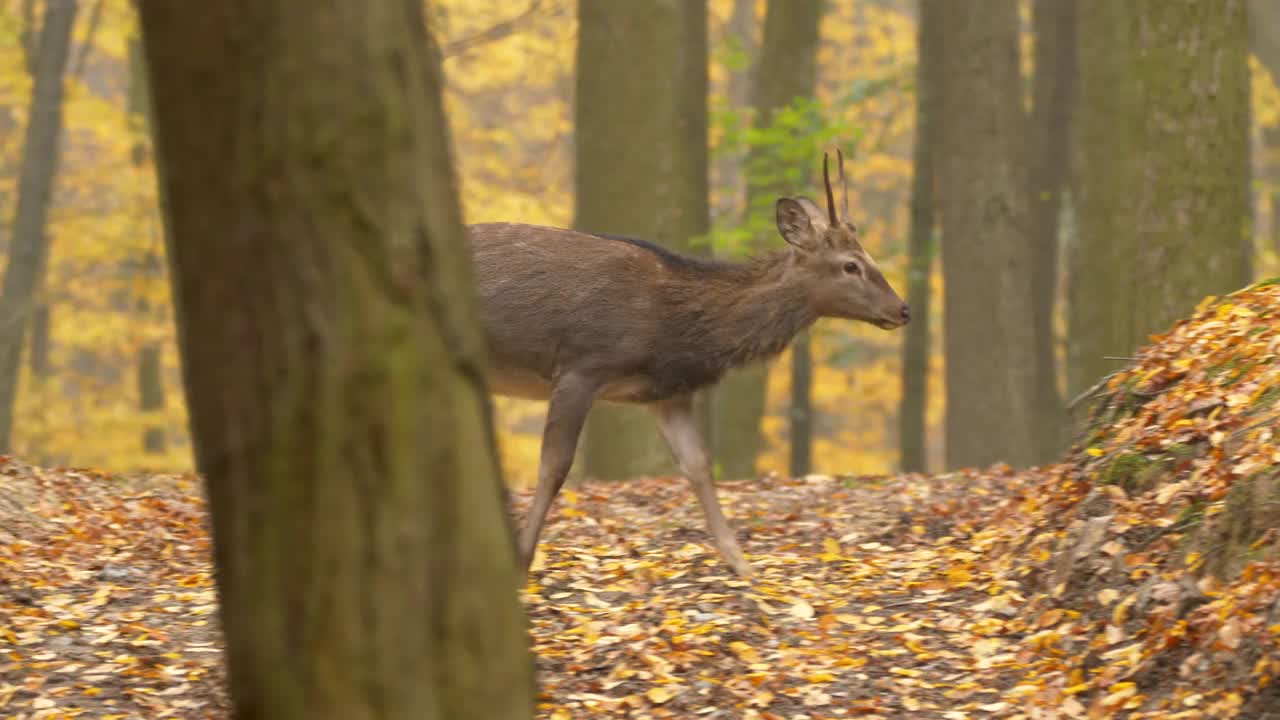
<box><xmin>0</xmin><ymin>0</ymin><xmax>1264</xmax><ymax>484</ymax></box>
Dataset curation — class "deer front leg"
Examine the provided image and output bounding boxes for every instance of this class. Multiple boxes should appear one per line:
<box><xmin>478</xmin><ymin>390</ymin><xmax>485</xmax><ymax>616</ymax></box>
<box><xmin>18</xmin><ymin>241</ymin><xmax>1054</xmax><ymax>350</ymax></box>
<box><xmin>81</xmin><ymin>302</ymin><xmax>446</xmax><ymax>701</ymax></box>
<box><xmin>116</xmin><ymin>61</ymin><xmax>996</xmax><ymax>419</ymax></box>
<box><xmin>518</xmin><ymin>373</ymin><xmax>595</xmax><ymax>573</ymax></box>
<box><xmin>652</xmin><ymin>396</ymin><xmax>753</xmax><ymax>578</ymax></box>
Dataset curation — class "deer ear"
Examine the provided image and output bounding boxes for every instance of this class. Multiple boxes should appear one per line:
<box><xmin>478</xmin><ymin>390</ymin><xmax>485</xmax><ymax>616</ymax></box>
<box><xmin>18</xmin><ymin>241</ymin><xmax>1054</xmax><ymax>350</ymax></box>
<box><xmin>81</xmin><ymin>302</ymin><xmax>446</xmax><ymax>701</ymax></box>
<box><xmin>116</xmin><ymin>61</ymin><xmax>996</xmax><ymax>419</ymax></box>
<box><xmin>776</xmin><ymin>197</ymin><xmax>826</xmax><ymax>251</ymax></box>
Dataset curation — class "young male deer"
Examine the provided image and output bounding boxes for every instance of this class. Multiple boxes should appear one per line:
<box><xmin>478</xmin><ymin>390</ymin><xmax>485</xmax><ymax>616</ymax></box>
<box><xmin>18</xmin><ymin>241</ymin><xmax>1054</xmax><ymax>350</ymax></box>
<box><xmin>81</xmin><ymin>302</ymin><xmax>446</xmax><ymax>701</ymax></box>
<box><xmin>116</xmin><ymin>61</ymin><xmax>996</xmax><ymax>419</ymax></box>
<box><xmin>467</xmin><ymin>151</ymin><xmax>908</xmax><ymax>578</ymax></box>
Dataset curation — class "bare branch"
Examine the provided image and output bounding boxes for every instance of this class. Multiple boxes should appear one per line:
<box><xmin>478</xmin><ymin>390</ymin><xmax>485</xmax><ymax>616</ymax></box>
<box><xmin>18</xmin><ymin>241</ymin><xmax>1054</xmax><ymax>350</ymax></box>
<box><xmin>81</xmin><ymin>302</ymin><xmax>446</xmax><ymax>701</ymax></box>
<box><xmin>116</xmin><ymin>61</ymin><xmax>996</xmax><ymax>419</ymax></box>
<box><xmin>441</xmin><ymin>0</ymin><xmax>542</xmax><ymax>58</ymax></box>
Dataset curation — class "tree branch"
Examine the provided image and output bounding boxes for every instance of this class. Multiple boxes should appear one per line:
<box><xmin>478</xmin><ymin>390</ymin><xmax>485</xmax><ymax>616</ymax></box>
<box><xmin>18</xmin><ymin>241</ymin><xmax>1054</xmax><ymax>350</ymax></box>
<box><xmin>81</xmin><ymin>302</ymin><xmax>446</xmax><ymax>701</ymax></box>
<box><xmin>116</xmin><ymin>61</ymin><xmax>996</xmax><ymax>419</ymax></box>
<box><xmin>441</xmin><ymin>0</ymin><xmax>542</xmax><ymax>58</ymax></box>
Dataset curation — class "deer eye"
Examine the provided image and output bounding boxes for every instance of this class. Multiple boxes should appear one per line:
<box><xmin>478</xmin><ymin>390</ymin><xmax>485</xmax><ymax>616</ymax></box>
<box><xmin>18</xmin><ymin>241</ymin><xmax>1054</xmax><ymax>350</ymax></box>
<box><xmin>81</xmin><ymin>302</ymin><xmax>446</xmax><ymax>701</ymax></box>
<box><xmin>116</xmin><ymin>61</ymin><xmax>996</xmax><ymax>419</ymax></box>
<box><xmin>843</xmin><ymin>261</ymin><xmax>863</xmax><ymax>277</ymax></box>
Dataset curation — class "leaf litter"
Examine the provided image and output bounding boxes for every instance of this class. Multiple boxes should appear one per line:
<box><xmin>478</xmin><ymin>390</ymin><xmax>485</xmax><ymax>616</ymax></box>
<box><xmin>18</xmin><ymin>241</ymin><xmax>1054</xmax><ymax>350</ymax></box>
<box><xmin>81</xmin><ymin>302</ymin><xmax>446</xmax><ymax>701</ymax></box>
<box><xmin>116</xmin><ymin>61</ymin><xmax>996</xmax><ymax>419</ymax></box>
<box><xmin>4</xmin><ymin>280</ymin><xmax>1280</xmax><ymax>719</ymax></box>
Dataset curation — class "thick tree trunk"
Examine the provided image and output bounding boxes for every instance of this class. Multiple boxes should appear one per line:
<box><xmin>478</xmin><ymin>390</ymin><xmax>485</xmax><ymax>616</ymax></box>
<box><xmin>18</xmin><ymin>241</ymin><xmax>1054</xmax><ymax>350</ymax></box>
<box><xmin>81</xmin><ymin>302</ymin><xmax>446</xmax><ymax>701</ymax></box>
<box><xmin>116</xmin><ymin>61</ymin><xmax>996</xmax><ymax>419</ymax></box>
<box><xmin>1070</xmin><ymin>0</ymin><xmax>1250</xmax><ymax>400</ymax></box>
<box><xmin>137</xmin><ymin>1</ymin><xmax>533</xmax><ymax>717</ymax></box>
<box><xmin>0</xmin><ymin>0</ymin><xmax>77</xmax><ymax>454</ymax></box>
<box><xmin>1027</xmin><ymin>0</ymin><xmax>1075</xmax><ymax>462</ymax></box>
<box><xmin>898</xmin><ymin>0</ymin><xmax>941</xmax><ymax>474</ymax></box>
<box><xmin>576</xmin><ymin>0</ymin><xmax>710</xmax><ymax>480</ymax></box>
<box><xmin>937</xmin><ymin>0</ymin><xmax>1039</xmax><ymax>470</ymax></box>
<box><xmin>713</xmin><ymin>0</ymin><xmax>822</xmax><ymax>480</ymax></box>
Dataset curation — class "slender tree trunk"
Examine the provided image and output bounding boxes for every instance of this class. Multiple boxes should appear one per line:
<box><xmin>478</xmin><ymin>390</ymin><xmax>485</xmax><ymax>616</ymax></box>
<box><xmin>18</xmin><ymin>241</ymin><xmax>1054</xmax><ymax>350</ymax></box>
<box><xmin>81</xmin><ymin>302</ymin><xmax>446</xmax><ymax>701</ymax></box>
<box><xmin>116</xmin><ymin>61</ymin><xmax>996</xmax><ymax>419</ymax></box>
<box><xmin>1249</xmin><ymin>0</ymin><xmax>1280</xmax><ymax>261</ymax></box>
<box><xmin>0</xmin><ymin>0</ymin><xmax>77</xmax><ymax>454</ymax></box>
<box><xmin>713</xmin><ymin>0</ymin><xmax>822</xmax><ymax>480</ymax></box>
<box><xmin>898</xmin><ymin>0</ymin><xmax>941</xmax><ymax>474</ymax></box>
<box><xmin>127</xmin><ymin>19</ymin><xmax>165</xmax><ymax>455</ymax></box>
<box><xmin>1070</xmin><ymin>0</ymin><xmax>1250</xmax><ymax>400</ymax></box>
<box><xmin>788</xmin><ymin>332</ymin><xmax>812</xmax><ymax>476</ymax></box>
<box><xmin>710</xmin><ymin>0</ymin><xmax>758</xmax><ymax>229</ymax></box>
<box><xmin>937</xmin><ymin>0</ymin><xmax>1039</xmax><ymax>470</ymax></box>
<box><xmin>137</xmin><ymin>1</ymin><xmax>533</xmax><ymax>717</ymax></box>
<box><xmin>1027</xmin><ymin>0</ymin><xmax>1076</xmax><ymax>462</ymax></box>
<box><xmin>576</xmin><ymin>0</ymin><xmax>710</xmax><ymax>480</ymax></box>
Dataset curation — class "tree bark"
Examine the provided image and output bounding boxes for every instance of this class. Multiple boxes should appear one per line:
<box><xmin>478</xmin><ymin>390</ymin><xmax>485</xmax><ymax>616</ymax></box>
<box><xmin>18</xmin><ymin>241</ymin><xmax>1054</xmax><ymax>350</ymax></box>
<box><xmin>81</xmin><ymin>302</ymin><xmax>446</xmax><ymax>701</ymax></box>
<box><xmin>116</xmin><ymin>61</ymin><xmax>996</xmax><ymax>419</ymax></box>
<box><xmin>937</xmin><ymin>0</ymin><xmax>1039</xmax><ymax>470</ymax></box>
<box><xmin>137</xmin><ymin>1</ymin><xmax>534</xmax><ymax>717</ymax></box>
<box><xmin>576</xmin><ymin>0</ymin><xmax>710</xmax><ymax>480</ymax></box>
<box><xmin>0</xmin><ymin>0</ymin><xmax>77</xmax><ymax>454</ymax></box>
<box><xmin>788</xmin><ymin>332</ymin><xmax>812</xmax><ymax>476</ymax></box>
<box><xmin>1247</xmin><ymin>1</ymin><xmax>1280</xmax><ymax>260</ymax></box>
<box><xmin>898</xmin><ymin>0</ymin><xmax>941</xmax><ymax>474</ymax></box>
<box><xmin>710</xmin><ymin>0</ymin><xmax>758</xmax><ymax>229</ymax></box>
<box><xmin>1070</xmin><ymin>0</ymin><xmax>1250</xmax><ymax>400</ymax></box>
<box><xmin>127</xmin><ymin>19</ymin><xmax>165</xmax><ymax>456</ymax></box>
<box><xmin>713</xmin><ymin>0</ymin><xmax>822</xmax><ymax>480</ymax></box>
<box><xmin>1027</xmin><ymin>0</ymin><xmax>1076</xmax><ymax>462</ymax></box>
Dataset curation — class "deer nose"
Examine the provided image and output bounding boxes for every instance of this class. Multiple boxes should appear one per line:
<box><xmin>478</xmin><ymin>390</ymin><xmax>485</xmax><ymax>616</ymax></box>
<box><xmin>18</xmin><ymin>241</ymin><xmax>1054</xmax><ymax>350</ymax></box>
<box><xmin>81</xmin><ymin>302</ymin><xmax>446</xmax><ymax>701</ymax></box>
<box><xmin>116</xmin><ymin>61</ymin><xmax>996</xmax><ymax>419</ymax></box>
<box><xmin>900</xmin><ymin>304</ymin><xmax>911</xmax><ymax>324</ymax></box>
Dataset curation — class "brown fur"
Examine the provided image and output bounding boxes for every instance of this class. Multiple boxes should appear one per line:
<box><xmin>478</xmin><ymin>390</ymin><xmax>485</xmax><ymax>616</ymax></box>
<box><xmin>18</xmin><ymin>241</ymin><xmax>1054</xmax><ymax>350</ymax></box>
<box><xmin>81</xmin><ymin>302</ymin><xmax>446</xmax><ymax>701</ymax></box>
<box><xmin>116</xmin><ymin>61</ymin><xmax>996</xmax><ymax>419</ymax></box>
<box><xmin>472</xmin><ymin>185</ymin><xmax>909</xmax><ymax>579</ymax></box>
<box><xmin>468</xmin><ymin>222</ymin><xmax>815</xmax><ymax>403</ymax></box>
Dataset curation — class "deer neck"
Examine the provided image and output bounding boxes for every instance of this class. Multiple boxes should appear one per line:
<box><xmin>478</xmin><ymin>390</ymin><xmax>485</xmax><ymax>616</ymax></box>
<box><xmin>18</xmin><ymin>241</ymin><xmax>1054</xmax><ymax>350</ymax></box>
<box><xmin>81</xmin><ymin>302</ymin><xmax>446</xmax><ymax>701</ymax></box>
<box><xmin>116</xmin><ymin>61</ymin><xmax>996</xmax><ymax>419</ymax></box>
<box><xmin>698</xmin><ymin>252</ymin><xmax>817</xmax><ymax>370</ymax></box>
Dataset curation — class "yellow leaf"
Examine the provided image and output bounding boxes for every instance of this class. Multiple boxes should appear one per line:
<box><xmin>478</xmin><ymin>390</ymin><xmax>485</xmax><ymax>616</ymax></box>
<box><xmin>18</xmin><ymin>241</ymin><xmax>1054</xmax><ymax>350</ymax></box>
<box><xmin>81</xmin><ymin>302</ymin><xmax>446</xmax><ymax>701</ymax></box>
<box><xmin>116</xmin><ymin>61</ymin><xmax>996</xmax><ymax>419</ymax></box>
<box><xmin>807</xmin><ymin>671</ymin><xmax>836</xmax><ymax>683</ymax></box>
<box><xmin>647</xmin><ymin>686</ymin><xmax>675</xmax><ymax>704</ymax></box>
<box><xmin>1086</xmin><ymin>447</ymin><xmax>1104</xmax><ymax>457</ymax></box>
<box><xmin>1102</xmin><ymin>682</ymin><xmax>1138</xmax><ymax>706</ymax></box>
<box><xmin>946</xmin><ymin>567</ymin><xmax>973</xmax><ymax>586</ymax></box>
<box><xmin>729</xmin><ymin>641</ymin><xmax>761</xmax><ymax>663</ymax></box>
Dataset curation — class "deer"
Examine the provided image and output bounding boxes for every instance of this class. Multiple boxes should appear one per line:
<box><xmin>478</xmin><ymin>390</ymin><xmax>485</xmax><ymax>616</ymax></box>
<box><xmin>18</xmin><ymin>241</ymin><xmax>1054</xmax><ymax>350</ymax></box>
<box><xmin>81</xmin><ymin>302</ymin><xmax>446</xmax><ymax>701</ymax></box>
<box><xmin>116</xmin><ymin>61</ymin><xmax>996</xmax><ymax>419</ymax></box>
<box><xmin>466</xmin><ymin>151</ymin><xmax>909</xmax><ymax>578</ymax></box>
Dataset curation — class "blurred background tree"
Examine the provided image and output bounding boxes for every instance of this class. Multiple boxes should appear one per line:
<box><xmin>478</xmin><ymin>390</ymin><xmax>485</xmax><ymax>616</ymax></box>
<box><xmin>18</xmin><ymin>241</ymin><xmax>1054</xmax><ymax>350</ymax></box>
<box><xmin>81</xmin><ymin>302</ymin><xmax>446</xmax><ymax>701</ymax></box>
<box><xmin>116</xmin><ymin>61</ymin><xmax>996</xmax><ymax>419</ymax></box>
<box><xmin>0</xmin><ymin>0</ymin><xmax>1274</xmax><ymax>482</ymax></box>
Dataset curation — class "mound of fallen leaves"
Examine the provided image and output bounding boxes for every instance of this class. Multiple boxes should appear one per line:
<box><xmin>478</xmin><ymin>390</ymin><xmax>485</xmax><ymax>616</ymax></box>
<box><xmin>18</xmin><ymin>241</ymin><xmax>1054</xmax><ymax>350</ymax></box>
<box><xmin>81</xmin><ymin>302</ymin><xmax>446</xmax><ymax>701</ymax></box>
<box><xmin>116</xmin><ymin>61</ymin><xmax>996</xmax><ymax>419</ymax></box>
<box><xmin>2</xmin><ymin>282</ymin><xmax>1279</xmax><ymax>720</ymax></box>
<box><xmin>945</xmin><ymin>279</ymin><xmax>1280</xmax><ymax>718</ymax></box>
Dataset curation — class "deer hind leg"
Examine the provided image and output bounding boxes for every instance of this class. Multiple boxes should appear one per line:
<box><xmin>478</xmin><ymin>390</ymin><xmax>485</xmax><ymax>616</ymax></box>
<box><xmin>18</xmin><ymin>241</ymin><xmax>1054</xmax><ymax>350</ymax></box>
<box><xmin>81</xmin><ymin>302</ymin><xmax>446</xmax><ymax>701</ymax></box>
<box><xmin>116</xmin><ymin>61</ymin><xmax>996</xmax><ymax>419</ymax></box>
<box><xmin>518</xmin><ymin>373</ymin><xmax>596</xmax><ymax>572</ymax></box>
<box><xmin>652</xmin><ymin>395</ymin><xmax>753</xmax><ymax>578</ymax></box>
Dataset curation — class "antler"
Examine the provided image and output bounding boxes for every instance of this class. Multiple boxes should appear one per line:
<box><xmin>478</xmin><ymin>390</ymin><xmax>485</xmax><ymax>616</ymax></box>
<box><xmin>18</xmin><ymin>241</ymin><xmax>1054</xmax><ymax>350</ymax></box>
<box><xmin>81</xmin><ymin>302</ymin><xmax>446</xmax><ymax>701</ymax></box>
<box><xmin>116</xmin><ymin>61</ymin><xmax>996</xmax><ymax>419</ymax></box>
<box><xmin>837</xmin><ymin>148</ymin><xmax>850</xmax><ymax>222</ymax></box>
<box><xmin>822</xmin><ymin>151</ymin><xmax>838</xmax><ymax>226</ymax></box>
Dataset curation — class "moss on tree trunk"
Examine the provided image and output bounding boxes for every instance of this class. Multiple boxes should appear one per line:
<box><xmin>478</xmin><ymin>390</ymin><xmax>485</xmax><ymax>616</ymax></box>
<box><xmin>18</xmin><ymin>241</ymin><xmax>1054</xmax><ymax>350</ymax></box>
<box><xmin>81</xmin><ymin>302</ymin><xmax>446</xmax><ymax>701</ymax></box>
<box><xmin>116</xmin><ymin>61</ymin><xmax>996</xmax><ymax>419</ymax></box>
<box><xmin>1070</xmin><ymin>0</ymin><xmax>1250</xmax><ymax>399</ymax></box>
<box><xmin>137</xmin><ymin>1</ymin><xmax>533</xmax><ymax>717</ymax></box>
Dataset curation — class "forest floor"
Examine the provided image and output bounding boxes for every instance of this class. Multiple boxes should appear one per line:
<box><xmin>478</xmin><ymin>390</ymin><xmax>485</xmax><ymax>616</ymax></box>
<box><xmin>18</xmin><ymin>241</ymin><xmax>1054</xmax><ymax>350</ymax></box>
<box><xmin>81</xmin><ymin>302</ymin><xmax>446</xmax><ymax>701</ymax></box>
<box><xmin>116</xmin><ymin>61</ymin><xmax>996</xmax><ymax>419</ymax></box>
<box><xmin>4</xmin><ymin>281</ymin><xmax>1280</xmax><ymax>720</ymax></box>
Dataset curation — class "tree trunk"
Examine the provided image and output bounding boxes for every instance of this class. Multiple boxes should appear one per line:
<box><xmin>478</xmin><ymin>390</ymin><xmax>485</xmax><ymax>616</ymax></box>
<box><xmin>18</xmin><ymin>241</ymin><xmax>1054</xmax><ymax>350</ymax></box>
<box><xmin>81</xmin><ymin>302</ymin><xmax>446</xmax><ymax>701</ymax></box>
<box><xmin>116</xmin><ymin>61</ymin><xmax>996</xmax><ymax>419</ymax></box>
<box><xmin>137</xmin><ymin>1</ymin><xmax>533</xmax><ymax>717</ymax></box>
<box><xmin>1026</xmin><ymin>0</ymin><xmax>1075</xmax><ymax>462</ymax></box>
<box><xmin>709</xmin><ymin>0</ymin><xmax>758</xmax><ymax>230</ymax></box>
<box><xmin>1250</xmin><ymin>0</ymin><xmax>1280</xmax><ymax>260</ymax></box>
<box><xmin>937</xmin><ymin>0</ymin><xmax>1039</xmax><ymax>470</ymax></box>
<box><xmin>0</xmin><ymin>0</ymin><xmax>77</xmax><ymax>454</ymax></box>
<box><xmin>1070</xmin><ymin>0</ymin><xmax>1250</xmax><ymax>400</ymax></box>
<box><xmin>126</xmin><ymin>20</ymin><xmax>165</xmax><ymax>456</ymax></box>
<box><xmin>898</xmin><ymin>0</ymin><xmax>941</xmax><ymax>474</ymax></box>
<box><xmin>713</xmin><ymin>0</ymin><xmax>822</xmax><ymax>480</ymax></box>
<box><xmin>576</xmin><ymin>0</ymin><xmax>710</xmax><ymax>480</ymax></box>
<box><xmin>788</xmin><ymin>332</ymin><xmax>812</xmax><ymax>476</ymax></box>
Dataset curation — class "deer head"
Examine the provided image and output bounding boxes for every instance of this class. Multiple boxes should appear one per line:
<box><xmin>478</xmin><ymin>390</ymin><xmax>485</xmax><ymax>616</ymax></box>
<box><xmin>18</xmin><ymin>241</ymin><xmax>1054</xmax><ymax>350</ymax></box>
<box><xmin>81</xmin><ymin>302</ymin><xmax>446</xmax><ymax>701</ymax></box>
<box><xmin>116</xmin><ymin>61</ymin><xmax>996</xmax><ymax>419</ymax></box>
<box><xmin>774</xmin><ymin>150</ymin><xmax>910</xmax><ymax>330</ymax></box>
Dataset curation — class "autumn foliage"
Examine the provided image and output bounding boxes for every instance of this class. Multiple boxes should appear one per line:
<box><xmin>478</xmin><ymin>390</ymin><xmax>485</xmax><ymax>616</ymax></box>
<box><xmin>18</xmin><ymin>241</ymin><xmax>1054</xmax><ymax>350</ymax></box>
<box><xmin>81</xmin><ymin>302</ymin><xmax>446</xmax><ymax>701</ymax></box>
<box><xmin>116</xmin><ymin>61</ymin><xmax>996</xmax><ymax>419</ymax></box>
<box><xmin>3</xmin><ymin>280</ymin><xmax>1280</xmax><ymax>718</ymax></box>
